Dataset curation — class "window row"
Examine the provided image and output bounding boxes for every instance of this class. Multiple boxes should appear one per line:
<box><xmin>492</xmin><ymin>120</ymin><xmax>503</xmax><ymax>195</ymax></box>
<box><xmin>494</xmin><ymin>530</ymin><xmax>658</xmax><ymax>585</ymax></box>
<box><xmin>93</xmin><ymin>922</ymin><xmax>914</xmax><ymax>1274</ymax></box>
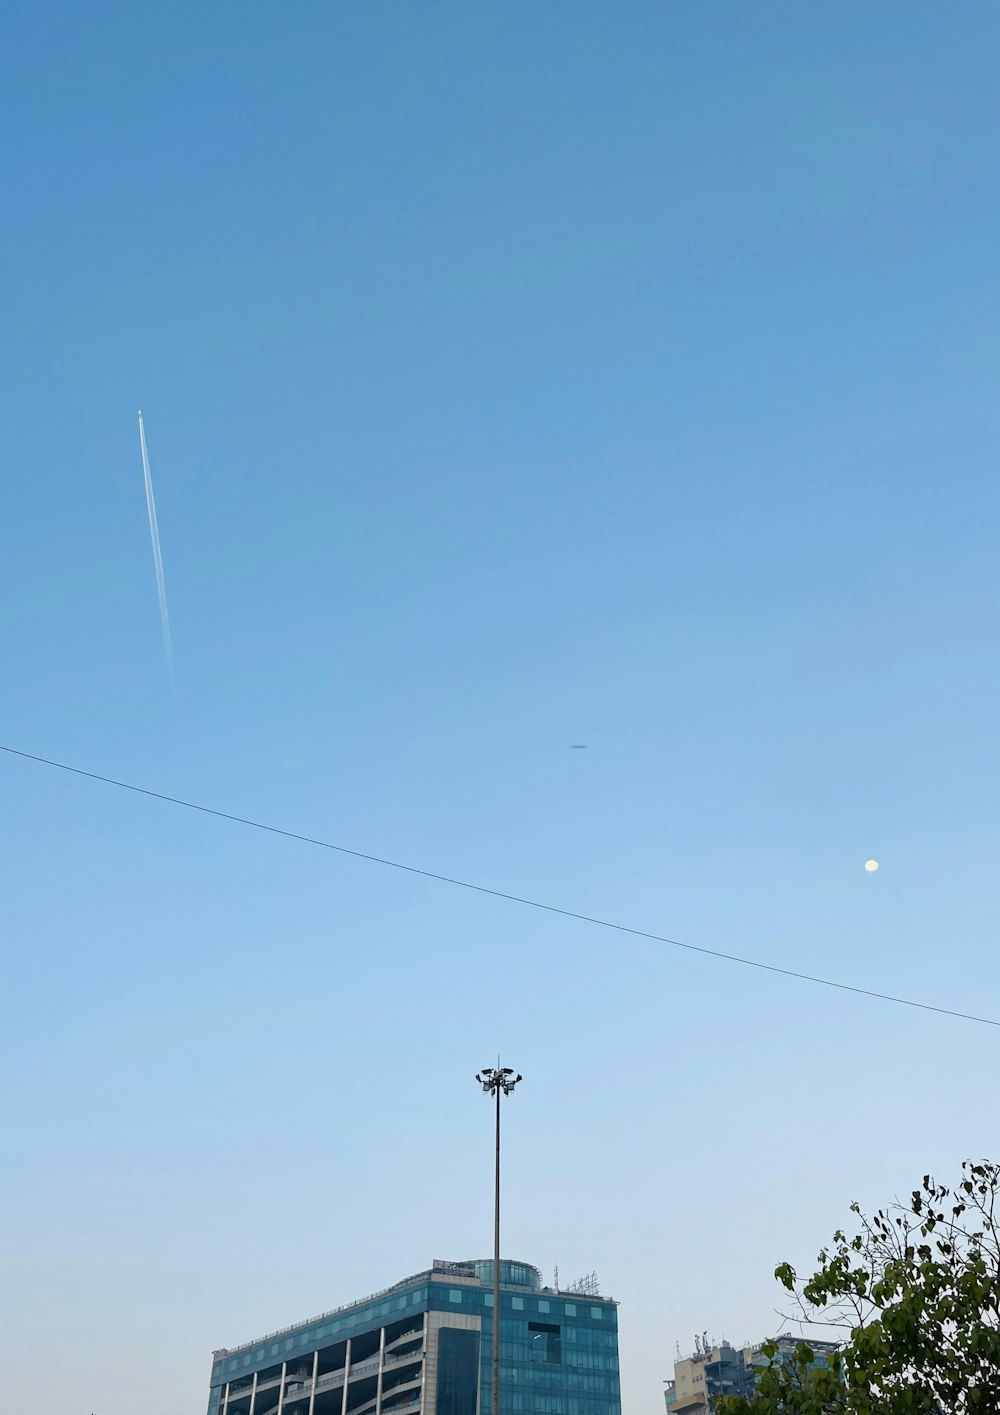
<box><xmin>462</xmin><ymin>1292</ymin><xmax>612</xmax><ymax>1322</ymax></box>
<box><xmin>501</xmin><ymin>1395</ymin><xmax>621</xmax><ymax>1414</ymax></box>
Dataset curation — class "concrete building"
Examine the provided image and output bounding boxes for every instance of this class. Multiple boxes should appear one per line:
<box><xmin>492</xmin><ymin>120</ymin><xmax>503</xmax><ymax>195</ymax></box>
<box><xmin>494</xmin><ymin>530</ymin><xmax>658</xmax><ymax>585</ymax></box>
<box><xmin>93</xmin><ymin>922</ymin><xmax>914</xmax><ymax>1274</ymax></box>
<box><xmin>663</xmin><ymin>1341</ymin><xmax>742</xmax><ymax>1413</ymax></box>
<box><xmin>663</xmin><ymin>1334</ymin><xmax>839</xmax><ymax>1411</ymax></box>
<box><xmin>208</xmin><ymin>1259</ymin><xmax>621</xmax><ymax>1415</ymax></box>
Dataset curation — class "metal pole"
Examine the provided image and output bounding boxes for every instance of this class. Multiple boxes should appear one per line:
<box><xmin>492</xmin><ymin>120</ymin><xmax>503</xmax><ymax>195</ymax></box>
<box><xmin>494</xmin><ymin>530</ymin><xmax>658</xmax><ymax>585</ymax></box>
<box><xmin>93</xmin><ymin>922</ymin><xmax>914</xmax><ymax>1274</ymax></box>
<box><xmin>475</xmin><ymin>1068</ymin><xmax>521</xmax><ymax>1415</ymax></box>
<box><xmin>493</xmin><ymin>1081</ymin><xmax>501</xmax><ymax>1415</ymax></box>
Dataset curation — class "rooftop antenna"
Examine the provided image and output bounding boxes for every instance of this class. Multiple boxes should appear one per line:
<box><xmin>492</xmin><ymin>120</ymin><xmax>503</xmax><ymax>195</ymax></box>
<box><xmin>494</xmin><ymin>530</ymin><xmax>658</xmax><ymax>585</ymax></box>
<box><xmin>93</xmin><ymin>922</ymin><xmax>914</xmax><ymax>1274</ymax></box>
<box><xmin>554</xmin><ymin>1265</ymin><xmax>559</xmax><ymax>1291</ymax></box>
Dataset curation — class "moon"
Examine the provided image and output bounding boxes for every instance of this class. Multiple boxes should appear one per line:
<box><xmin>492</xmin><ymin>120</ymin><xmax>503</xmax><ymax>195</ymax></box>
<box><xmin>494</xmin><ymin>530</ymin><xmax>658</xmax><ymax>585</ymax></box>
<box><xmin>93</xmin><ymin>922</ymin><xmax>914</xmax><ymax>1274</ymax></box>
<box><xmin>864</xmin><ymin>859</ymin><xmax>879</xmax><ymax>873</ymax></box>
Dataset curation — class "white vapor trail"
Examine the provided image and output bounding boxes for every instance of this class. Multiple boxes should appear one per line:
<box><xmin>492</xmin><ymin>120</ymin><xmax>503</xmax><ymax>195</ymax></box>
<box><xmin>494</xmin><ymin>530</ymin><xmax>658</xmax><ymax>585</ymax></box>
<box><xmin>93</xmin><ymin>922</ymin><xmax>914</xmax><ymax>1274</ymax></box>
<box><xmin>137</xmin><ymin>410</ymin><xmax>174</xmax><ymax>679</ymax></box>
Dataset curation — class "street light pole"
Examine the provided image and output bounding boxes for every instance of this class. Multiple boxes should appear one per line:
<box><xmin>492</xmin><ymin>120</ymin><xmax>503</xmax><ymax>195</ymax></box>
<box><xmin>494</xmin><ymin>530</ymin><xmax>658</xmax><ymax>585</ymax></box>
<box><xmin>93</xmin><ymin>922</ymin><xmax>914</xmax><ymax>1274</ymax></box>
<box><xmin>476</xmin><ymin>1066</ymin><xmax>522</xmax><ymax>1415</ymax></box>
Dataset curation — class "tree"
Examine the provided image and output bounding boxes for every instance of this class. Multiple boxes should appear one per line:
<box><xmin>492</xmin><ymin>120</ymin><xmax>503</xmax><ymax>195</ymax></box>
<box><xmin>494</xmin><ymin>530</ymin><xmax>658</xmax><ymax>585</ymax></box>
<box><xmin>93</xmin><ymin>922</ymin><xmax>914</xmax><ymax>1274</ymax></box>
<box><xmin>716</xmin><ymin>1160</ymin><xmax>1000</xmax><ymax>1415</ymax></box>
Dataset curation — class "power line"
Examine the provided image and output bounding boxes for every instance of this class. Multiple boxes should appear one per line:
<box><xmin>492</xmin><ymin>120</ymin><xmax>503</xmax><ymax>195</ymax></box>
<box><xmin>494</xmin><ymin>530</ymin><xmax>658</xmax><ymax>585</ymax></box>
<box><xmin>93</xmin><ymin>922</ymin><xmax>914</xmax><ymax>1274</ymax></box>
<box><xmin>2</xmin><ymin>742</ymin><xmax>997</xmax><ymax>1030</ymax></box>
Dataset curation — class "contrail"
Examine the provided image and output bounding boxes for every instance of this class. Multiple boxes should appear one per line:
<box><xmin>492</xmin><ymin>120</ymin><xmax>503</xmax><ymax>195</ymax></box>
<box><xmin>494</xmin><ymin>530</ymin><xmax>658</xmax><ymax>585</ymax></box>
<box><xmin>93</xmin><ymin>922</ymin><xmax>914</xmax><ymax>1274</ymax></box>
<box><xmin>137</xmin><ymin>410</ymin><xmax>173</xmax><ymax>679</ymax></box>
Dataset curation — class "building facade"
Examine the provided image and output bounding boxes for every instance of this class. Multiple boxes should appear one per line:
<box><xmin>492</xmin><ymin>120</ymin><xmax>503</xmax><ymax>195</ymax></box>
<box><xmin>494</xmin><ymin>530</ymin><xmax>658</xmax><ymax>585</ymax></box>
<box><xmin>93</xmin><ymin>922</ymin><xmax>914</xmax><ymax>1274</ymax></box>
<box><xmin>663</xmin><ymin>1341</ymin><xmax>742</xmax><ymax>1413</ymax></box>
<box><xmin>208</xmin><ymin>1259</ymin><xmax>621</xmax><ymax>1415</ymax></box>
<box><xmin>663</xmin><ymin>1335</ymin><xmax>839</xmax><ymax>1412</ymax></box>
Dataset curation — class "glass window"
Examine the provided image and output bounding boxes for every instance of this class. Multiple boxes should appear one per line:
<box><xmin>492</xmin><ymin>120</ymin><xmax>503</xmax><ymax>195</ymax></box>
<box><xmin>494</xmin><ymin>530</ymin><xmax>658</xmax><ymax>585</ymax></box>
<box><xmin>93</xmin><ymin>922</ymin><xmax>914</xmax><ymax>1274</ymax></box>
<box><xmin>590</xmin><ymin>1308</ymin><xmax>603</xmax><ymax>1319</ymax></box>
<box><xmin>512</xmin><ymin>1297</ymin><xmax>524</xmax><ymax>1310</ymax></box>
<box><xmin>537</xmin><ymin>1301</ymin><xmax>550</xmax><ymax>1314</ymax></box>
<box><xmin>564</xmin><ymin>1305</ymin><xmax>576</xmax><ymax>1317</ymax></box>
<box><xmin>437</xmin><ymin>1329</ymin><xmax>480</xmax><ymax>1415</ymax></box>
<box><xmin>449</xmin><ymin>1290</ymin><xmax>463</xmax><ymax>1304</ymax></box>
<box><xmin>528</xmin><ymin>1322</ymin><xmax>561</xmax><ymax>1365</ymax></box>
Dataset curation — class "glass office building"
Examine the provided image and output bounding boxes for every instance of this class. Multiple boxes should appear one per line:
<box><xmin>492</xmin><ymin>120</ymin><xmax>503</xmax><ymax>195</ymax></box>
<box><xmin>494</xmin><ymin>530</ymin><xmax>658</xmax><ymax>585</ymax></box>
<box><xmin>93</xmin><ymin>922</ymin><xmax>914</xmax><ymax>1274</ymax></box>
<box><xmin>208</xmin><ymin>1258</ymin><xmax>621</xmax><ymax>1415</ymax></box>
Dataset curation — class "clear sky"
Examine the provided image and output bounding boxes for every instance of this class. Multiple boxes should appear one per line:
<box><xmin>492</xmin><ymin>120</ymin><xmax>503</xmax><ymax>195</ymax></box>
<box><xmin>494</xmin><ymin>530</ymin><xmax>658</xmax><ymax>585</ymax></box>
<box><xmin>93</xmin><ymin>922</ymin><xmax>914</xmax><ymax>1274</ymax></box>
<box><xmin>1</xmin><ymin>4</ymin><xmax>999</xmax><ymax>1413</ymax></box>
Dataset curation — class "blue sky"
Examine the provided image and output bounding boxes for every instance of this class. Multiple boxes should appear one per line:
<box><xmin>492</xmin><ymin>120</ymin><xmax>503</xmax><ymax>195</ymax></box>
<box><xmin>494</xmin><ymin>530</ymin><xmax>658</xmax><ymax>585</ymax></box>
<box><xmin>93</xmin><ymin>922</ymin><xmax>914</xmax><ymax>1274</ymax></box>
<box><xmin>1</xmin><ymin>4</ymin><xmax>999</xmax><ymax>1413</ymax></box>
